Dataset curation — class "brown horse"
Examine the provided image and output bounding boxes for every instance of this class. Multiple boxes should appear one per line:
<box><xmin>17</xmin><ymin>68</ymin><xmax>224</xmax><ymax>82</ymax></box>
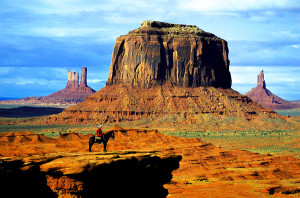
<box><xmin>89</xmin><ymin>131</ymin><xmax>115</xmax><ymax>152</ymax></box>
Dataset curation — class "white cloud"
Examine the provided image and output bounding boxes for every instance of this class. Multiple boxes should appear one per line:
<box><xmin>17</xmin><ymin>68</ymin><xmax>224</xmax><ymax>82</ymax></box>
<box><xmin>21</xmin><ymin>0</ymin><xmax>168</xmax><ymax>16</ymax></box>
<box><xmin>29</xmin><ymin>0</ymin><xmax>112</xmax><ymax>15</ymax></box>
<box><xmin>87</xmin><ymin>79</ymin><xmax>105</xmax><ymax>83</ymax></box>
<box><xmin>15</xmin><ymin>80</ymin><xmax>34</xmax><ymax>85</ymax></box>
<box><xmin>249</xmin><ymin>15</ymin><xmax>267</xmax><ymax>22</ymax></box>
<box><xmin>29</xmin><ymin>27</ymin><xmax>107</xmax><ymax>38</ymax></box>
<box><xmin>176</xmin><ymin>0</ymin><xmax>300</xmax><ymax>12</ymax></box>
<box><xmin>272</xmin><ymin>31</ymin><xmax>299</xmax><ymax>38</ymax></box>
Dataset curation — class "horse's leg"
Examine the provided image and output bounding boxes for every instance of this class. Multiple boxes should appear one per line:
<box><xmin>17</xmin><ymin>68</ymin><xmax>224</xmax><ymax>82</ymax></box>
<box><xmin>89</xmin><ymin>136</ymin><xmax>95</xmax><ymax>152</ymax></box>
<box><xmin>103</xmin><ymin>142</ymin><xmax>107</xmax><ymax>152</ymax></box>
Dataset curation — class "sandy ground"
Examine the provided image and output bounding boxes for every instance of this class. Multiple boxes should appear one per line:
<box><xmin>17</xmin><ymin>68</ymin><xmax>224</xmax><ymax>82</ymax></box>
<box><xmin>0</xmin><ymin>127</ymin><xmax>299</xmax><ymax>197</ymax></box>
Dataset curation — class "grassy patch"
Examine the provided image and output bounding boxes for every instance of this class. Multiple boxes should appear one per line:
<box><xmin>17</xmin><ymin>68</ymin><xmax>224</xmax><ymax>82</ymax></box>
<box><xmin>0</xmin><ymin>123</ymin><xmax>97</xmax><ymax>137</ymax></box>
<box><xmin>276</xmin><ymin>108</ymin><xmax>300</xmax><ymax>117</ymax></box>
<box><xmin>163</xmin><ymin>130</ymin><xmax>300</xmax><ymax>158</ymax></box>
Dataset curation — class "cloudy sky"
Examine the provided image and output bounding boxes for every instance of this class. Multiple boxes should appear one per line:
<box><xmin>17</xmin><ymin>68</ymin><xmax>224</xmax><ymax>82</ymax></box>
<box><xmin>0</xmin><ymin>0</ymin><xmax>299</xmax><ymax>100</ymax></box>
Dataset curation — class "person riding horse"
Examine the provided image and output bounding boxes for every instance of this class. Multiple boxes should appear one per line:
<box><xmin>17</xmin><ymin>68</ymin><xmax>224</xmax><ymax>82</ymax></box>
<box><xmin>89</xmin><ymin>125</ymin><xmax>115</xmax><ymax>152</ymax></box>
<box><xmin>95</xmin><ymin>125</ymin><xmax>104</xmax><ymax>143</ymax></box>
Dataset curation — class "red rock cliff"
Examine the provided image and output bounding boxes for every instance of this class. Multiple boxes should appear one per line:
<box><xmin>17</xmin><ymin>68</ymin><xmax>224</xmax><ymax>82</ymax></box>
<box><xmin>106</xmin><ymin>21</ymin><xmax>231</xmax><ymax>89</ymax></box>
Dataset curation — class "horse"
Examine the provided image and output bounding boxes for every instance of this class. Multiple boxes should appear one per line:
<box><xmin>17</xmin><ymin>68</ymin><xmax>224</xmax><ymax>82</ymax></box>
<box><xmin>89</xmin><ymin>131</ymin><xmax>115</xmax><ymax>152</ymax></box>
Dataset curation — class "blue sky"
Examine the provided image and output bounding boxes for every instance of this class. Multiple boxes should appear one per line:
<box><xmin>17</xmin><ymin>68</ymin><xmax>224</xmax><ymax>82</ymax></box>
<box><xmin>0</xmin><ymin>0</ymin><xmax>299</xmax><ymax>100</ymax></box>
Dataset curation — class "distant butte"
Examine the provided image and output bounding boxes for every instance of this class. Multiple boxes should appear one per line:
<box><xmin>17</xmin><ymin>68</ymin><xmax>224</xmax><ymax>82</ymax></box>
<box><xmin>245</xmin><ymin>70</ymin><xmax>299</xmax><ymax>110</ymax></box>
<box><xmin>0</xmin><ymin>67</ymin><xmax>96</xmax><ymax>106</ymax></box>
<box><xmin>48</xmin><ymin>67</ymin><xmax>96</xmax><ymax>103</ymax></box>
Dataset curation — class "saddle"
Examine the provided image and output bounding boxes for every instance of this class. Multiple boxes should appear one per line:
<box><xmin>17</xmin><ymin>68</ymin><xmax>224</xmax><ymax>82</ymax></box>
<box><xmin>95</xmin><ymin>136</ymin><xmax>104</xmax><ymax>144</ymax></box>
<box><xmin>95</xmin><ymin>136</ymin><xmax>101</xmax><ymax>140</ymax></box>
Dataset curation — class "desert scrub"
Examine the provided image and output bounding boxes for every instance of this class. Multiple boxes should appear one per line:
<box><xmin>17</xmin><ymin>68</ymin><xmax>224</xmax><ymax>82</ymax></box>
<box><xmin>162</xmin><ymin>130</ymin><xmax>300</xmax><ymax>158</ymax></box>
<box><xmin>0</xmin><ymin>124</ymin><xmax>96</xmax><ymax>137</ymax></box>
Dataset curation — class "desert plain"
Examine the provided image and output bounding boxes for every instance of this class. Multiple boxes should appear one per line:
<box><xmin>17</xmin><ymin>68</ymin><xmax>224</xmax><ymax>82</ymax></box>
<box><xmin>0</xmin><ymin>112</ymin><xmax>300</xmax><ymax>197</ymax></box>
<box><xmin>1</xmin><ymin>21</ymin><xmax>300</xmax><ymax>197</ymax></box>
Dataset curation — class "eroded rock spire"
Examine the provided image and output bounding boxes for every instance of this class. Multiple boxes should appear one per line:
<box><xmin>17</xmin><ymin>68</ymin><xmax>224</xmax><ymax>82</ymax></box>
<box><xmin>257</xmin><ymin>70</ymin><xmax>266</xmax><ymax>89</ymax></box>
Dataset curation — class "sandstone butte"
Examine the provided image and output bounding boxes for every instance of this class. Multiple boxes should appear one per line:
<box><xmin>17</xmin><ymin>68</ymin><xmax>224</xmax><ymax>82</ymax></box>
<box><xmin>47</xmin><ymin>21</ymin><xmax>283</xmax><ymax>125</ymax></box>
<box><xmin>0</xmin><ymin>67</ymin><xmax>95</xmax><ymax>106</ymax></box>
<box><xmin>245</xmin><ymin>70</ymin><xmax>300</xmax><ymax>110</ymax></box>
<box><xmin>106</xmin><ymin>20</ymin><xmax>231</xmax><ymax>89</ymax></box>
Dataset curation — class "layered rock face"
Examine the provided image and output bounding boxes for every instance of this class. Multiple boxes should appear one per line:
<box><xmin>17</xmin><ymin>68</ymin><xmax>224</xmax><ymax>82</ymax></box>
<box><xmin>107</xmin><ymin>21</ymin><xmax>231</xmax><ymax>89</ymax></box>
<box><xmin>48</xmin><ymin>21</ymin><xmax>283</xmax><ymax>124</ymax></box>
<box><xmin>245</xmin><ymin>70</ymin><xmax>299</xmax><ymax>110</ymax></box>
<box><xmin>49</xmin><ymin>84</ymin><xmax>280</xmax><ymax>124</ymax></box>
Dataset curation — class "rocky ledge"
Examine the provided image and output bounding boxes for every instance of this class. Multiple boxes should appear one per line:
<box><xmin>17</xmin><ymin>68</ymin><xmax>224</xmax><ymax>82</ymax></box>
<box><xmin>129</xmin><ymin>21</ymin><xmax>216</xmax><ymax>38</ymax></box>
<box><xmin>0</xmin><ymin>151</ymin><xmax>181</xmax><ymax>198</ymax></box>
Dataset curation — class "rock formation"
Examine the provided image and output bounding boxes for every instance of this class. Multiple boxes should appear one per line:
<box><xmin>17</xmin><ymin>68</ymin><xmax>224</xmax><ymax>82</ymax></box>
<box><xmin>107</xmin><ymin>21</ymin><xmax>231</xmax><ymax>89</ymax></box>
<box><xmin>0</xmin><ymin>151</ymin><xmax>181</xmax><ymax>198</ymax></box>
<box><xmin>80</xmin><ymin>67</ymin><xmax>87</xmax><ymax>87</ymax></box>
<box><xmin>245</xmin><ymin>70</ymin><xmax>299</xmax><ymax>110</ymax></box>
<box><xmin>47</xmin><ymin>21</ymin><xmax>283</xmax><ymax>124</ymax></box>
<box><xmin>0</xmin><ymin>129</ymin><xmax>182</xmax><ymax>198</ymax></box>
<box><xmin>49</xmin><ymin>67</ymin><xmax>96</xmax><ymax>102</ymax></box>
<box><xmin>257</xmin><ymin>70</ymin><xmax>266</xmax><ymax>89</ymax></box>
<box><xmin>0</xmin><ymin>67</ymin><xmax>96</xmax><ymax>106</ymax></box>
<box><xmin>65</xmin><ymin>70</ymin><xmax>79</xmax><ymax>89</ymax></box>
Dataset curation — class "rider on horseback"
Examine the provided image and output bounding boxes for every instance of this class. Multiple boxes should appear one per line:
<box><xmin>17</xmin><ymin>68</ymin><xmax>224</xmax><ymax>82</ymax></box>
<box><xmin>96</xmin><ymin>125</ymin><xmax>104</xmax><ymax>143</ymax></box>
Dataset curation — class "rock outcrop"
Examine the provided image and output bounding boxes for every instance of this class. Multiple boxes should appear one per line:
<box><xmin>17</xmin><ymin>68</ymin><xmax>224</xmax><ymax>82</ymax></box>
<box><xmin>0</xmin><ymin>129</ymin><xmax>182</xmax><ymax>198</ymax></box>
<box><xmin>245</xmin><ymin>70</ymin><xmax>299</xmax><ymax>110</ymax></box>
<box><xmin>46</xmin><ymin>21</ymin><xmax>286</xmax><ymax>124</ymax></box>
<box><xmin>0</xmin><ymin>67</ymin><xmax>96</xmax><ymax>106</ymax></box>
<box><xmin>107</xmin><ymin>21</ymin><xmax>231</xmax><ymax>89</ymax></box>
<box><xmin>0</xmin><ymin>152</ymin><xmax>181</xmax><ymax>198</ymax></box>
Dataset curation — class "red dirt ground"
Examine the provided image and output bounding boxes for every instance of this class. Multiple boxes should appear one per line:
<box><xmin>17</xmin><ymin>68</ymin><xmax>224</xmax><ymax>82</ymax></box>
<box><xmin>0</xmin><ymin>127</ymin><xmax>299</xmax><ymax>197</ymax></box>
